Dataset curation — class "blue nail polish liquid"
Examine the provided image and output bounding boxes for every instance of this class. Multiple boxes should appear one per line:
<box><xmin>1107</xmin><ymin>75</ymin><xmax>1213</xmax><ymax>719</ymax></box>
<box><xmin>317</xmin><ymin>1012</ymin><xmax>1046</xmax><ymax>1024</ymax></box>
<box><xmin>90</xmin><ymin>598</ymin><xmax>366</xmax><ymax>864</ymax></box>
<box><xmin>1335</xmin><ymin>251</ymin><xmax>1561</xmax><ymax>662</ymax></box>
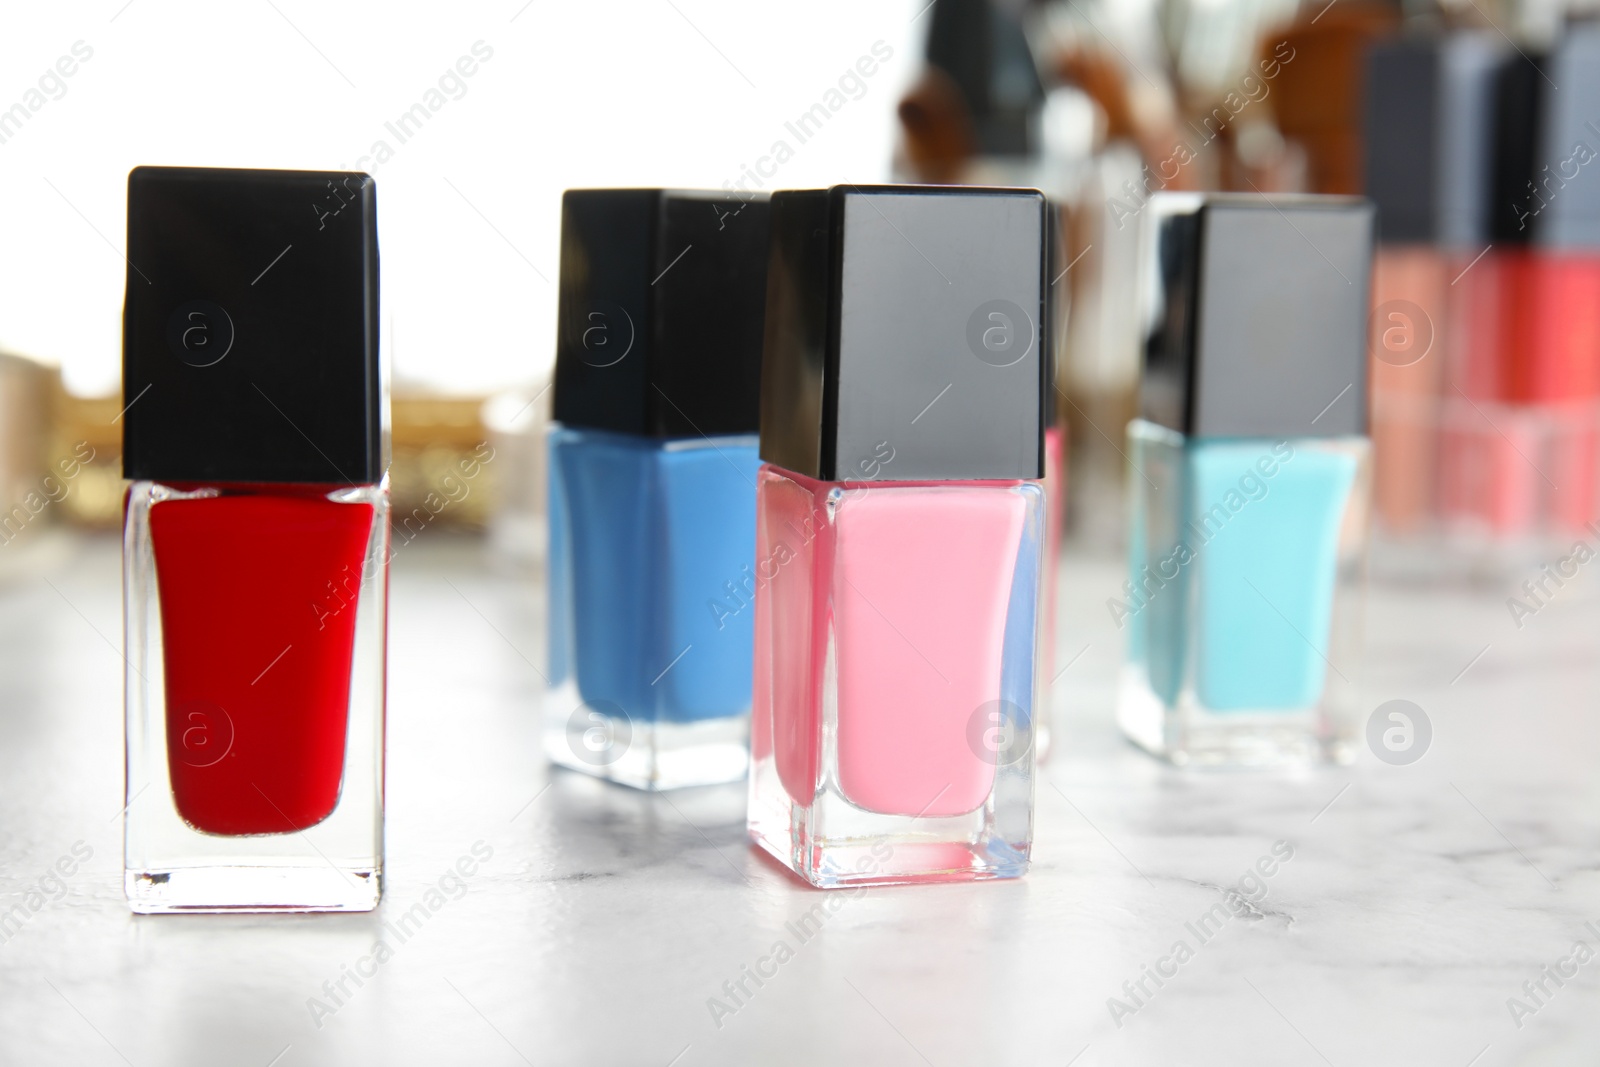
<box><xmin>1117</xmin><ymin>419</ymin><xmax>1370</xmax><ymax>766</ymax></box>
<box><xmin>545</xmin><ymin>425</ymin><xmax>759</xmax><ymax>789</ymax></box>
<box><xmin>999</xmin><ymin>500</ymin><xmax>1041</xmax><ymax>761</ymax></box>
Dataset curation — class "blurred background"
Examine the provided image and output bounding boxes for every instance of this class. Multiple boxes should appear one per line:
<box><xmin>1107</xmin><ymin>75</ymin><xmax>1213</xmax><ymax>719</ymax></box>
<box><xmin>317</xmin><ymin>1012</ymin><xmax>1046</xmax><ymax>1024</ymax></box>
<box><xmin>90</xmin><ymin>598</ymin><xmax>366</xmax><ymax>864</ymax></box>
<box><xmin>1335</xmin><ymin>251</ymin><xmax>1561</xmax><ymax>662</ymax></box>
<box><xmin>1</xmin><ymin>0</ymin><xmax>1598</xmax><ymax>576</ymax></box>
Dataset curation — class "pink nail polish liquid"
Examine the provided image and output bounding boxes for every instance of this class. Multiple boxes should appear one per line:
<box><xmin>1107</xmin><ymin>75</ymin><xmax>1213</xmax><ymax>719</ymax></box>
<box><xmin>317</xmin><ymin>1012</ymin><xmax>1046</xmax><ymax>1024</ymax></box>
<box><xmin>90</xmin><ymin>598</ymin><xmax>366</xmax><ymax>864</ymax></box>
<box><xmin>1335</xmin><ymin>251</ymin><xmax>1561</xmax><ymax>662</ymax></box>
<box><xmin>748</xmin><ymin>469</ymin><xmax>1041</xmax><ymax>886</ymax></box>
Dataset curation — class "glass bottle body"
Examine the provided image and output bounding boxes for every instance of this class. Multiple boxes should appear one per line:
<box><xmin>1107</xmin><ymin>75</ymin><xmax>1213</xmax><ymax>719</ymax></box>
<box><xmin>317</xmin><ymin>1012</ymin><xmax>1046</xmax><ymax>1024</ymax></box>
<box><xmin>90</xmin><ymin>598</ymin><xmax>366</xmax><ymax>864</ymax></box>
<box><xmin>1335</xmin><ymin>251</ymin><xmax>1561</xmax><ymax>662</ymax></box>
<box><xmin>1438</xmin><ymin>249</ymin><xmax>1600</xmax><ymax>544</ymax></box>
<box><xmin>748</xmin><ymin>465</ymin><xmax>1042</xmax><ymax>888</ymax></box>
<box><xmin>1117</xmin><ymin>420</ymin><xmax>1368</xmax><ymax>766</ymax></box>
<box><xmin>1369</xmin><ymin>243</ymin><xmax>1447</xmax><ymax>535</ymax></box>
<box><xmin>545</xmin><ymin>425</ymin><xmax>759</xmax><ymax>790</ymax></box>
<box><xmin>123</xmin><ymin>478</ymin><xmax>389</xmax><ymax>913</ymax></box>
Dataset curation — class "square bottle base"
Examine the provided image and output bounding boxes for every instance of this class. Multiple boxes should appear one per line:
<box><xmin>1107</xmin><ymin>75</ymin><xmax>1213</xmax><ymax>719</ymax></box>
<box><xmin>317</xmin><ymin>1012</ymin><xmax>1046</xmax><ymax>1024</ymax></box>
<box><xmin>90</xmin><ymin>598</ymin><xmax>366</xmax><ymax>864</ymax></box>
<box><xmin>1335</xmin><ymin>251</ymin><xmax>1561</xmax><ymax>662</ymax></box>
<box><xmin>543</xmin><ymin>681</ymin><xmax>748</xmax><ymax>791</ymax></box>
<box><xmin>747</xmin><ymin>763</ymin><xmax>1030</xmax><ymax>889</ymax></box>
<box><xmin>748</xmin><ymin>827</ymin><xmax>1029</xmax><ymax>889</ymax></box>
<box><xmin>124</xmin><ymin>864</ymin><xmax>381</xmax><ymax>914</ymax></box>
<box><xmin>1116</xmin><ymin>667</ymin><xmax>1356</xmax><ymax>769</ymax></box>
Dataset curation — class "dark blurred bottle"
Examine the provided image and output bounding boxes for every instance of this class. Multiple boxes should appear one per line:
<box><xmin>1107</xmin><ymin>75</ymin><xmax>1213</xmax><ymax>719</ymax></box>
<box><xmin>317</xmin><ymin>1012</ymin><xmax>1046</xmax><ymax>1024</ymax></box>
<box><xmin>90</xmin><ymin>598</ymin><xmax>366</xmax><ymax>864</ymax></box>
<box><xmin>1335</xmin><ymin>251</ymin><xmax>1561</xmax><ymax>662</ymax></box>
<box><xmin>897</xmin><ymin>0</ymin><xmax>1045</xmax><ymax>184</ymax></box>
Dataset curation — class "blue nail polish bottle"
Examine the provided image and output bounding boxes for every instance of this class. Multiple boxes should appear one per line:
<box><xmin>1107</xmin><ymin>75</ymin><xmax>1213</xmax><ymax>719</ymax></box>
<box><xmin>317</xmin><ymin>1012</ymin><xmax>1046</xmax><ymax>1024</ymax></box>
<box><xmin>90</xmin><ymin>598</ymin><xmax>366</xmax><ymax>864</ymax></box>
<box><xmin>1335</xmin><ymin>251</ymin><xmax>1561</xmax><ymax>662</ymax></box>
<box><xmin>544</xmin><ymin>189</ymin><xmax>770</xmax><ymax>790</ymax></box>
<box><xmin>1117</xmin><ymin>196</ymin><xmax>1375</xmax><ymax>767</ymax></box>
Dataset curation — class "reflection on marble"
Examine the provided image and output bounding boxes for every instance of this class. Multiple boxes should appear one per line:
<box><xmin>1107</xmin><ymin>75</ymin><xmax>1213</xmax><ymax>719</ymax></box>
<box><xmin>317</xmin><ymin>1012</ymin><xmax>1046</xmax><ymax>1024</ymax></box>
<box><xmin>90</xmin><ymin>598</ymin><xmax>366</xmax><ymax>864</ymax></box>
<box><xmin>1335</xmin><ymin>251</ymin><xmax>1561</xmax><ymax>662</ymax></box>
<box><xmin>0</xmin><ymin>532</ymin><xmax>1597</xmax><ymax>1065</ymax></box>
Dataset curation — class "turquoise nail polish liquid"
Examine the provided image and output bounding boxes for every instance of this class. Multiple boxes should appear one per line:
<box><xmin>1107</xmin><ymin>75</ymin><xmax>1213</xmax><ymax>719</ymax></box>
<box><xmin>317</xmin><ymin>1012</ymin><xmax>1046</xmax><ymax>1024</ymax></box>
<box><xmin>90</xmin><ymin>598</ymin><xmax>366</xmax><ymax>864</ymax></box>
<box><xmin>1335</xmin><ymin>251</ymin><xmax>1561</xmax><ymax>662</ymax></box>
<box><xmin>1117</xmin><ymin>422</ymin><xmax>1369</xmax><ymax>764</ymax></box>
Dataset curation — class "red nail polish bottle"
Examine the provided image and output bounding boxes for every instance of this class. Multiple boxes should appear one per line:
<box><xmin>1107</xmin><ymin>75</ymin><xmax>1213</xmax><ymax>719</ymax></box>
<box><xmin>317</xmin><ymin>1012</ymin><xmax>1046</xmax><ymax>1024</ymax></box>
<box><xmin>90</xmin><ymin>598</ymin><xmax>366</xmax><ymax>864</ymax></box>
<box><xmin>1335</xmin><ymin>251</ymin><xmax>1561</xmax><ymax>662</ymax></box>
<box><xmin>1499</xmin><ymin>33</ymin><xmax>1600</xmax><ymax>537</ymax></box>
<box><xmin>121</xmin><ymin>166</ymin><xmax>388</xmax><ymax>913</ymax></box>
<box><xmin>1441</xmin><ymin>34</ymin><xmax>1600</xmax><ymax>545</ymax></box>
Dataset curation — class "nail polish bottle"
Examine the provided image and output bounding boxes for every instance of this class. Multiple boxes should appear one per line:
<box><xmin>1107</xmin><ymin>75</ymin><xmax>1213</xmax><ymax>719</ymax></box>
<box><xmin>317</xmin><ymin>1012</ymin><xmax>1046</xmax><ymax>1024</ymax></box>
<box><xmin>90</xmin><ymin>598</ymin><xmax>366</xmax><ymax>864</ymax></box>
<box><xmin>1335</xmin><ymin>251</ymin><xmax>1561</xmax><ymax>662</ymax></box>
<box><xmin>1483</xmin><ymin>30</ymin><xmax>1600</xmax><ymax>538</ymax></box>
<box><xmin>545</xmin><ymin>190</ymin><xmax>770</xmax><ymax>790</ymax></box>
<box><xmin>1118</xmin><ymin>195</ymin><xmax>1373</xmax><ymax>766</ymax></box>
<box><xmin>1362</xmin><ymin>32</ymin><xmax>1501</xmax><ymax>537</ymax></box>
<box><xmin>122</xmin><ymin>166</ymin><xmax>388</xmax><ymax>912</ymax></box>
<box><xmin>748</xmin><ymin>185</ymin><xmax>1048</xmax><ymax>887</ymax></box>
<box><xmin>1430</xmin><ymin>38</ymin><xmax>1583</xmax><ymax>545</ymax></box>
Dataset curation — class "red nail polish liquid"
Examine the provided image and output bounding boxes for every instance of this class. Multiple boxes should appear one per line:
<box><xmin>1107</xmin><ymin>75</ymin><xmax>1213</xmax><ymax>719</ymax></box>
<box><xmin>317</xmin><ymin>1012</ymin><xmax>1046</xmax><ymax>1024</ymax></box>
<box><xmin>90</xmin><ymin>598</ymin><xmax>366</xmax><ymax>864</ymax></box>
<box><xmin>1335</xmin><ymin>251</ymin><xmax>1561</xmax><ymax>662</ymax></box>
<box><xmin>150</xmin><ymin>486</ymin><xmax>377</xmax><ymax>835</ymax></box>
<box><xmin>122</xmin><ymin>166</ymin><xmax>388</xmax><ymax>913</ymax></box>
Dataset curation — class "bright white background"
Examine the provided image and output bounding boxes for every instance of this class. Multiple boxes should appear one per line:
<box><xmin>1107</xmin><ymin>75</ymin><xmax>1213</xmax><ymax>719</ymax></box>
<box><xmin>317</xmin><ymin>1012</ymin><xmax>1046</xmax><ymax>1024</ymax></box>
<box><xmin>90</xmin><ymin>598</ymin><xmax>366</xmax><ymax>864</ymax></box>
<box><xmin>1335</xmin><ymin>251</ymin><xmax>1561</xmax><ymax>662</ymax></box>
<box><xmin>0</xmin><ymin>1</ymin><xmax>925</xmax><ymax>397</ymax></box>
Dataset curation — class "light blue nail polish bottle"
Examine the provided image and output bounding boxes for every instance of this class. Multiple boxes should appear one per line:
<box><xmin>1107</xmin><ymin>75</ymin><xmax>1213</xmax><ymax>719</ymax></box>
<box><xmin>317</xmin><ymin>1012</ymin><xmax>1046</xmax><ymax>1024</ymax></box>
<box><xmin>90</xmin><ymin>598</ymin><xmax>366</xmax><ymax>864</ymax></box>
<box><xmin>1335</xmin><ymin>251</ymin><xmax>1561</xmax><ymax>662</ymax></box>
<box><xmin>1117</xmin><ymin>195</ymin><xmax>1375</xmax><ymax>767</ymax></box>
<box><xmin>544</xmin><ymin>189</ymin><xmax>769</xmax><ymax>790</ymax></box>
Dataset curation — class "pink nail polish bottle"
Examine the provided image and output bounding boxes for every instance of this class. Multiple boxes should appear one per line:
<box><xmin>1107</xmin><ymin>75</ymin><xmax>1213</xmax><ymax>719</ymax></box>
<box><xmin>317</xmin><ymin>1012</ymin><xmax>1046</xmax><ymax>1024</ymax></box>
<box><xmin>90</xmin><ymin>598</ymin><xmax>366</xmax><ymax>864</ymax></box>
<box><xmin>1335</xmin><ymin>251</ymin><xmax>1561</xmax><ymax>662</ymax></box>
<box><xmin>747</xmin><ymin>186</ymin><xmax>1048</xmax><ymax>888</ymax></box>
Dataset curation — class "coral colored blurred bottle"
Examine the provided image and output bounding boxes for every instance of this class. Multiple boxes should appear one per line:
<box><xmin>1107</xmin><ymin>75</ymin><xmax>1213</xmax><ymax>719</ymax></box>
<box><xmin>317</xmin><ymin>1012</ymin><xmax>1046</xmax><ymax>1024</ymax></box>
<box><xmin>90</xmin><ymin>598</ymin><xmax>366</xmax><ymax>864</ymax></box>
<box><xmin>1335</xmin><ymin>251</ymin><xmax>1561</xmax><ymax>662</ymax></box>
<box><xmin>748</xmin><ymin>186</ymin><xmax>1049</xmax><ymax>888</ymax></box>
<box><xmin>122</xmin><ymin>166</ymin><xmax>388</xmax><ymax>913</ymax></box>
<box><xmin>1362</xmin><ymin>32</ymin><xmax>1502</xmax><ymax>537</ymax></box>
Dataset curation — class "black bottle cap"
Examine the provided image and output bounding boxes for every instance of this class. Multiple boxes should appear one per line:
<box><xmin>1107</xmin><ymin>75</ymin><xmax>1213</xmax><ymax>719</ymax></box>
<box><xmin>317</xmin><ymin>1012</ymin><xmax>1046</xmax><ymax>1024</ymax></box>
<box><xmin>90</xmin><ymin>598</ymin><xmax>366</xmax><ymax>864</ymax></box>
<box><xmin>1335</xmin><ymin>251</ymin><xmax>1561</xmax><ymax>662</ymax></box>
<box><xmin>552</xmin><ymin>189</ymin><xmax>770</xmax><ymax>438</ymax></box>
<box><xmin>1492</xmin><ymin>26</ymin><xmax>1600</xmax><ymax>248</ymax></box>
<box><xmin>1488</xmin><ymin>56</ymin><xmax>1542</xmax><ymax>243</ymax></box>
<box><xmin>122</xmin><ymin>166</ymin><xmax>382</xmax><ymax>485</ymax></box>
<box><xmin>759</xmin><ymin>185</ymin><xmax>1048</xmax><ymax>482</ymax></box>
<box><xmin>1139</xmin><ymin>195</ymin><xmax>1375</xmax><ymax>439</ymax></box>
<box><xmin>1363</xmin><ymin>32</ymin><xmax>1503</xmax><ymax>247</ymax></box>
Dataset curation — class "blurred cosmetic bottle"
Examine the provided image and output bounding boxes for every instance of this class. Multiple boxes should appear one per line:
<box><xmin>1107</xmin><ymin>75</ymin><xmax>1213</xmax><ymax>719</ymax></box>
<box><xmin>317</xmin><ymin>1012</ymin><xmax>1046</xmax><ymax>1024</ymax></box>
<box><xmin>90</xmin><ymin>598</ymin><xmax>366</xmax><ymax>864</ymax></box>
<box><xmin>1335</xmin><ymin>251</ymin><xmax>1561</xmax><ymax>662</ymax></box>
<box><xmin>123</xmin><ymin>167</ymin><xmax>388</xmax><ymax>912</ymax></box>
<box><xmin>0</xmin><ymin>351</ymin><xmax>60</xmax><ymax>582</ymax></box>
<box><xmin>1363</xmin><ymin>32</ymin><xmax>1501</xmax><ymax>537</ymax></box>
<box><xmin>1429</xmin><ymin>29</ymin><xmax>1600</xmax><ymax>548</ymax></box>
<box><xmin>1477</xmin><ymin>29</ymin><xmax>1600</xmax><ymax>540</ymax></box>
<box><xmin>1118</xmin><ymin>195</ymin><xmax>1374</xmax><ymax>767</ymax></box>
<box><xmin>545</xmin><ymin>189</ymin><xmax>770</xmax><ymax>791</ymax></box>
<box><xmin>481</xmin><ymin>381</ymin><xmax>552</xmax><ymax>575</ymax></box>
<box><xmin>748</xmin><ymin>185</ymin><xmax>1048</xmax><ymax>888</ymax></box>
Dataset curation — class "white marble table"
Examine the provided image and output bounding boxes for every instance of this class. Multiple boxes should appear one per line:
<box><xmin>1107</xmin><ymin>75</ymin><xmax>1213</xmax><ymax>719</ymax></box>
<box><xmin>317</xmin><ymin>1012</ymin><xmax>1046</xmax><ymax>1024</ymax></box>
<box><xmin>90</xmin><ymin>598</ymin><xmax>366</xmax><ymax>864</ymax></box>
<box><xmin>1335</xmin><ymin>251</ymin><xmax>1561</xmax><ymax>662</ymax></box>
<box><xmin>0</xmin><ymin>531</ymin><xmax>1596</xmax><ymax>1066</ymax></box>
